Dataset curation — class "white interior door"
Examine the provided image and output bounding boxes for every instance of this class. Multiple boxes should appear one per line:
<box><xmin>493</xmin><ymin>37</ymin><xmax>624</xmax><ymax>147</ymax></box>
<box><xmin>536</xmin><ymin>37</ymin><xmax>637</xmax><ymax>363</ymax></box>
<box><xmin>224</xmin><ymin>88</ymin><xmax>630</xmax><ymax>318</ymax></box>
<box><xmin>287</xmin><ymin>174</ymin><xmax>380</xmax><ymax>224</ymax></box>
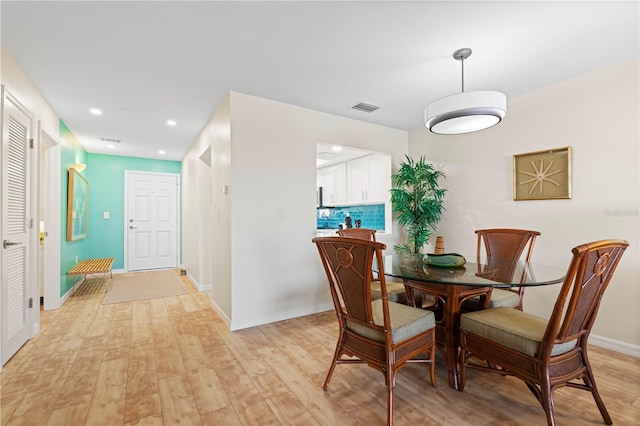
<box><xmin>39</xmin><ymin>125</ymin><xmax>61</xmax><ymax>311</ymax></box>
<box><xmin>1</xmin><ymin>91</ymin><xmax>33</xmax><ymax>365</ymax></box>
<box><xmin>126</xmin><ymin>172</ymin><xmax>179</xmax><ymax>271</ymax></box>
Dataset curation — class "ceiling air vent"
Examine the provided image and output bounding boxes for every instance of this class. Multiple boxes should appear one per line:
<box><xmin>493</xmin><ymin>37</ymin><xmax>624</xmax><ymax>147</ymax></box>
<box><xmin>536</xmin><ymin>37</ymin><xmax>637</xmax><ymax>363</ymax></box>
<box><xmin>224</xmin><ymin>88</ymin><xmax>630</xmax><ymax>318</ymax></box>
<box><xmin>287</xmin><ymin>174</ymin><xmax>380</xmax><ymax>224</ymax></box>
<box><xmin>100</xmin><ymin>137</ymin><xmax>121</xmax><ymax>143</ymax></box>
<box><xmin>351</xmin><ymin>102</ymin><xmax>381</xmax><ymax>113</ymax></box>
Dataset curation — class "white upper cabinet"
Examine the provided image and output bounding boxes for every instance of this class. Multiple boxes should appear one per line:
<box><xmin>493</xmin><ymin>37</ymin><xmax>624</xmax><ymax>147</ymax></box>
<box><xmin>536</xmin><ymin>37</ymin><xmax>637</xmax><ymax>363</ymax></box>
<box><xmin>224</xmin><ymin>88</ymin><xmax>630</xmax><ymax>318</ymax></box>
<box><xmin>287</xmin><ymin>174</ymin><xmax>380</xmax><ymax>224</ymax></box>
<box><xmin>317</xmin><ymin>153</ymin><xmax>391</xmax><ymax>207</ymax></box>
<box><xmin>347</xmin><ymin>154</ymin><xmax>391</xmax><ymax>204</ymax></box>
<box><xmin>318</xmin><ymin>162</ymin><xmax>347</xmax><ymax>206</ymax></box>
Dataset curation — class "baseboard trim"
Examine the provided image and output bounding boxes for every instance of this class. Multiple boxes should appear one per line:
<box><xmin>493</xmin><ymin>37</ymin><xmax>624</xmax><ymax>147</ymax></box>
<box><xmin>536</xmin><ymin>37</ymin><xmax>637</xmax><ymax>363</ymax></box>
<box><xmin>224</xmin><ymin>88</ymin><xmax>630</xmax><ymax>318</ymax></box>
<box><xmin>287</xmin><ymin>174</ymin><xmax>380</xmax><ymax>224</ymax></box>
<box><xmin>208</xmin><ymin>298</ymin><xmax>231</xmax><ymax>327</ymax></box>
<box><xmin>229</xmin><ymin>303</ymin><xmax>334</xmax><ymax>331</ymax></box>
<box><xmin>590</xmin><ymin>334</ymin><xmax>640</xmax><ymax>357</ymax></box>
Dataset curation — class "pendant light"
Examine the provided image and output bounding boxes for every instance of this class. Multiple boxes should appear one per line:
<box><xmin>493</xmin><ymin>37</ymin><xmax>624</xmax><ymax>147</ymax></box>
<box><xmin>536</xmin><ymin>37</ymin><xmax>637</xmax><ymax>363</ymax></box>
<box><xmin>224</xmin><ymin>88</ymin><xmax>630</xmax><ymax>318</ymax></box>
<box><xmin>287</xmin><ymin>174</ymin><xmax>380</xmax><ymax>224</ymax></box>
<box><xmin>425</xmin><ymin>48</ymin><xmax>506</xmax><ymax>135</ymax></box>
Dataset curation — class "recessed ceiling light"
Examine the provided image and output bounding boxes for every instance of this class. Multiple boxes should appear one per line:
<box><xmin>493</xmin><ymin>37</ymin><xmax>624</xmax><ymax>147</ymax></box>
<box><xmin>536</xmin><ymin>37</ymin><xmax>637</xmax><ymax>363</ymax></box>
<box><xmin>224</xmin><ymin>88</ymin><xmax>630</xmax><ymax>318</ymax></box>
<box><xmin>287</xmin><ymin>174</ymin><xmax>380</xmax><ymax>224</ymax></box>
<box><xmin>158</xmin><ymin>150</ymin><xmax>166</xmax><ymax>155</ymax></box>
<box><xmin>331</xmin><ymin>146</ymin><xmax>343</xmax><ymax>152</ymax></box>
<box><xmin>166</xmin><ymin>120</ymin><xmax>177</xmax><ymax>127</ymax></box>
<box><xmin>107</xmin><ymin>144</ymin><xmax>114</xmax><ymax>149</ymax></box>
<box><xmin>90</xmin><ymin>108</ymin><xmax>102</xmax><ymax>115</ymax></box>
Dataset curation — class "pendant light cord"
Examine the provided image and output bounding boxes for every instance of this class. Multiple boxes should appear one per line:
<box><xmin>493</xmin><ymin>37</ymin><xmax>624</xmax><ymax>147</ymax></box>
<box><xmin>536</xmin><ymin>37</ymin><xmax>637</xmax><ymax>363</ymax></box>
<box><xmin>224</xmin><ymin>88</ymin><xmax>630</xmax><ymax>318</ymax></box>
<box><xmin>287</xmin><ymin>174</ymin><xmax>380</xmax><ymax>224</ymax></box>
<box><xmin>453</xmin><ymin>47</ymin><xmax>472</xmax><ymax>94</ymax></box>
<box><xmin>461</xmin><ymin>56</ymin><xmax>465</xmax><ymax>93</ymax></box>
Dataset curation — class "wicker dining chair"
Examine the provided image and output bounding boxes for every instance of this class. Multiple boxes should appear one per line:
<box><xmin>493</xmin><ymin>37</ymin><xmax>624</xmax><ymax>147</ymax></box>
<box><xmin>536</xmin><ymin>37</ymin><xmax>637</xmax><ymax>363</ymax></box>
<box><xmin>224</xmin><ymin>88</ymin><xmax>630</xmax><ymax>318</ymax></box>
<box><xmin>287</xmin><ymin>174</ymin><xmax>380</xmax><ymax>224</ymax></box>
<box><xmin>466</xmin><ymin>228</ymin><xmax>541</xmax><ymax>311</ymax></box>
<box><xmin>459</xmin><ymin>239</ymin><xmax>629</xmax><ymax>426</ymax></box>
<box><xmin>313</xmin><ymin>236</ymin><xmax>437</xmax><ymax>426</ymax></box>
<box><xmin>336</xmin><ymin>227</ymin><xmax>378</xmax><ymax>241</ymax></box>
<box><xmin>337</xmin><ymin>228</ymin><xmax>407</xmax><ymax>304</ymax></box>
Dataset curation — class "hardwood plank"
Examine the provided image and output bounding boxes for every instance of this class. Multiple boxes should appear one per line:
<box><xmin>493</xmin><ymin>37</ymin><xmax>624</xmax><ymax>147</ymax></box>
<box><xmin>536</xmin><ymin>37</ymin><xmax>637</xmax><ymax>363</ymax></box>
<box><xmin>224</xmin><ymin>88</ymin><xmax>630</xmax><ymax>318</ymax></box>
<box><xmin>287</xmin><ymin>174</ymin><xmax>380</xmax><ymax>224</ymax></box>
<box><xmin>45</xmin><ymin>402</ymin><xmax>89</xmax><ymax>426</ymax></box>
<box><xmin>8</xmin><ymin>365</ymin><xmax>72</xmax><ymax>425</ymax></box>
<box><xmin>124</xmin><ymin>371</ymin><xmax>161</xmax><ymax>423</ymax></box>
<box><xmin>130</xmin><ymin>300</ymin><xmax>154</xmax><ymax>346</ymax></box>
<box><xmin>253</xmin><ymin>371</ymin><xmax>322</xmax><ymax>425</ymax></box>
<box><xmin>186</xmin><ymin>367</ymin><xmax>230</xmax><ymax>415</ymax></box>
<box><xmin>124</xmin><ymin>414</ymin><xmax>164</xmax><ymax>426</ymax></box>
<box><xmin>200</xmin><ymin>405</ymin><xmax>243</xmax><ymax>425</ymax></box>
<box><xmin>211</xmin><ymin>355</ymin><xmax>280</xmax><ymax>425</ymax></box>
<box><xmin>154</xmin><ymin>341</ymin><xmax>186</xmax><ymax>381</ymax></box>
<box><xmin>84</xmin><ymin>357</ymin><xmax>128</xmax><ymax>425</ymax></box>
<box><xmin>256</xmin><ymin>345</ymin><xmax>365</xmax><ymax>425</ymax></box>
<box><xmin>0</xmin><ymin>404</ymin><xmax>18</xmax><ymax>426</ymax></box>
<box><xmin>211</xmin><ymin>321</ymin><xmax>272</xmax><ymax>378</ymax></box>
<box><xmin>53</xmin><ymin>360</ymin><xmax>100</xmax><ymax>409</ymax></box>
<box><xmin>158</xmin><ymin>375</ymin><xmax>202</xmax><ymax>425</ymax></box>
<box><xmin>1</xmin><ymin>270</ymin><xmax>636</xmax><ymax>426</ymax></box>
<box><xmin>178</xmin><ymin>335</ymin><xmax>213</xmax><ymax>372</ymax></box>
<box><xmin>126</xmin><ymin>342</ymin><xmax>159</xmax><ymax>408</ymax></box>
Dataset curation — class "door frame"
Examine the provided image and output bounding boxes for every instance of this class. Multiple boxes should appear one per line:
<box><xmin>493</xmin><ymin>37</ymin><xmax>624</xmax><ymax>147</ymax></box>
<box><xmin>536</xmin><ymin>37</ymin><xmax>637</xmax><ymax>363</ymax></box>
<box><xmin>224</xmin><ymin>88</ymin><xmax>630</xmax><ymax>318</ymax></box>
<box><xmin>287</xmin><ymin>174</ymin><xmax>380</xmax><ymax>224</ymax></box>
<box><xmin>123</xmin><ymin>170</ymin><xmax>181</xmax><ymax>272</ymax></box>
<box><xmin>38</xmin><ymin>123</ymin><xmax>61</xmax><ymax>311</ymax></box>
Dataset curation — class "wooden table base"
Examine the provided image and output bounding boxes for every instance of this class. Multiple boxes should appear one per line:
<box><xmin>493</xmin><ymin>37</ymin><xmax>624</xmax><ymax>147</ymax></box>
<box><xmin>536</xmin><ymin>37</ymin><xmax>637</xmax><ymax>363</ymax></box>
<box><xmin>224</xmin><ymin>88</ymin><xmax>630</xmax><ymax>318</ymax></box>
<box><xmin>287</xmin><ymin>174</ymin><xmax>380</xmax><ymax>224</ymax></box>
<box><xmin>404</xmin><ymin>279</ymin><xmax>492</xmax><ymax>390</ymax></box>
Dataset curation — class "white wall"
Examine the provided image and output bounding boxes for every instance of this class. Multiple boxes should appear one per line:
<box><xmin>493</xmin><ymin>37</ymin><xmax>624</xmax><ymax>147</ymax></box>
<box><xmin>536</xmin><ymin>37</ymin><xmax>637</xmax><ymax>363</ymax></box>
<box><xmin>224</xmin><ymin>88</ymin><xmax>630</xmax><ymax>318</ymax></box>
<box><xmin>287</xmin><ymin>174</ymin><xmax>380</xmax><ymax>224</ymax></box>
<box><xmin>211</xmin><ymin>96</ymin><xmax>232</xmax><ymax>319</ymax></box>
<box><xmin>182</xmin><ymin>94</ymin><xmax>233</xmax><ymax>322</ymax></box>
<box><xmin>409</xmin><ymin>58</ymin><xmax>640</xmax><ymax>352</ymax></box>
<box><xmin>182</xmin><ymin>91</ymin><xmax>408</xmax><ymax>330</ymax></box>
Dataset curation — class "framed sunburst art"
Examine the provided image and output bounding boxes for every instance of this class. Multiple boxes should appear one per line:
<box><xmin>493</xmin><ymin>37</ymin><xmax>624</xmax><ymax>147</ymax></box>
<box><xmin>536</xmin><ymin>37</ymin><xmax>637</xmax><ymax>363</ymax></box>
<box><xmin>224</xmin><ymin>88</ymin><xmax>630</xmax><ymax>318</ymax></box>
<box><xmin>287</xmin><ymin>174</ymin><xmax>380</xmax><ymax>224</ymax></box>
<box><xmin>513</xmin><ymin>147</ymin><xmax>572</xmax><ymax>201</ymax></box>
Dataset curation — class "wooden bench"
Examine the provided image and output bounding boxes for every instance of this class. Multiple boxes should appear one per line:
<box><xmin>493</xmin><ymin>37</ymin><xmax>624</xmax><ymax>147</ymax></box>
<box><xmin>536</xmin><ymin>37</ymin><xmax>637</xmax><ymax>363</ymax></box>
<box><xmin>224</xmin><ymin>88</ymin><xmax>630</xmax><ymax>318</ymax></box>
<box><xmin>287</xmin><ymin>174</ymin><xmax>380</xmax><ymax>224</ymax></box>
<box><xmin>67</xmin><ymin>257</ymin><xmax>114</xmax><ymax>292</ymax></box>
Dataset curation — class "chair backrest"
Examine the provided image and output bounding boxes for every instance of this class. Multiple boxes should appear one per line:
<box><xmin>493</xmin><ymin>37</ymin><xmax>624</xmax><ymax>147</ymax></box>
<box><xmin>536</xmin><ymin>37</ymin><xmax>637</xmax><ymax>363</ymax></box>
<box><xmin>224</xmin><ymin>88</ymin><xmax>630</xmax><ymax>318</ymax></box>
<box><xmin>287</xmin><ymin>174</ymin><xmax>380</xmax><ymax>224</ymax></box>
<box><xmin>475</xmin><ymin>228</ymin><xmax>541</xmax><ymax>263</ymax></box>
<box><xmin>313</xmin><ymin>236</ymin><xmax>391</xmax><ymax>334</ymax></box>
<box><xmin>475</xmin><ymin>229</ymin><xmax>541</xmax><ymax>307</ymax></box>
<box><xmin>540</xmin><ymin>239</ymin><xmax>628</xmax><ymax>359</ymax></box>
<box><xmin>336</xmin><ymin>228</ymin><xmax>377</xmax><ymax>242</ymax></box>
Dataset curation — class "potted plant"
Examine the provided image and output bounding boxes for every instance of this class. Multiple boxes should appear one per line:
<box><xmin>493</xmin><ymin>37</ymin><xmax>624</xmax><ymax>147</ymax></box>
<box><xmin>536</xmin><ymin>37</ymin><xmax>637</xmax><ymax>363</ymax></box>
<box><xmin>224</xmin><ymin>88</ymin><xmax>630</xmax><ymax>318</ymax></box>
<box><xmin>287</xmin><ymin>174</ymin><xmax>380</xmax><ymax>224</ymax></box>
<box><xmin>390</xmin><ymin>155</ymin><xmax>446</xmax><ymax>254</ymax></box>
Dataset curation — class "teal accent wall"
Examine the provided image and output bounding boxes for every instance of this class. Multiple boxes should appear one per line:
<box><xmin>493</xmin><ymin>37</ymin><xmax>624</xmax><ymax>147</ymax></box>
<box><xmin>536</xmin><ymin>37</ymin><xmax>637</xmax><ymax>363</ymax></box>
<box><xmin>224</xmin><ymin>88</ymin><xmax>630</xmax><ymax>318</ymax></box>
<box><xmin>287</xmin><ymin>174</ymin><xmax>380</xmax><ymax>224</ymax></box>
<box><xmin>85</xmin><ymin>153</ymin><xmax>181</xmax><ymax>270</ymax></box>
<box><xmin>59</xmin><ymin>120</ymin><xmax>88</xmax><ymax>296</ymax></box>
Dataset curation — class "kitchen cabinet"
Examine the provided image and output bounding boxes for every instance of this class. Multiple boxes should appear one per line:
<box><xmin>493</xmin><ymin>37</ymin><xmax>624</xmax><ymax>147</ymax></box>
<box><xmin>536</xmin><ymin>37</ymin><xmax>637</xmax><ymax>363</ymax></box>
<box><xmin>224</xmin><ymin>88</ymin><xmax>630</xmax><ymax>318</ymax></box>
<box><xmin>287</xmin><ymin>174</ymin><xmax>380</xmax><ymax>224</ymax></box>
<box><xmin>347</xmin><ymin>154</ymin><xmax>391</xmax><ymax>204</ymax></box>
<box><xmin>317</xmin><ymin>162</ymin><xmax>347</xmax><ymax>206</ymax></box>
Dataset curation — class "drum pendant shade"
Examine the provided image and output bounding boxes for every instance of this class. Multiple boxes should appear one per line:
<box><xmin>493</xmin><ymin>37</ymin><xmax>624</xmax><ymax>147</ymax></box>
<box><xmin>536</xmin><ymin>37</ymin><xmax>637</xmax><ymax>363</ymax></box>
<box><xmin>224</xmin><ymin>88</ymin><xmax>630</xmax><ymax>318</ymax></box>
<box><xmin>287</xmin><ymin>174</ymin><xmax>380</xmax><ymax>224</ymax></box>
<box><xmin>425</xmin><ymin>48</ymin><xmax>506</xmax><ymax>135</ymax></box>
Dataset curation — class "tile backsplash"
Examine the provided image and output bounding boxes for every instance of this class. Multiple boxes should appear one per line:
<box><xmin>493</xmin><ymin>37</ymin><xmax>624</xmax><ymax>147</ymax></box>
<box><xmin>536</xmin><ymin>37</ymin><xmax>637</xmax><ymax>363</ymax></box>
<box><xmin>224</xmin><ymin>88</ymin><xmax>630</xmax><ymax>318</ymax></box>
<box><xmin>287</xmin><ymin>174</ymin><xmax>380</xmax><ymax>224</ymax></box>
<box><xmin>317</xmin><ymin>204</ymin><xmax>385</xmax><ymax>231</ymax></box>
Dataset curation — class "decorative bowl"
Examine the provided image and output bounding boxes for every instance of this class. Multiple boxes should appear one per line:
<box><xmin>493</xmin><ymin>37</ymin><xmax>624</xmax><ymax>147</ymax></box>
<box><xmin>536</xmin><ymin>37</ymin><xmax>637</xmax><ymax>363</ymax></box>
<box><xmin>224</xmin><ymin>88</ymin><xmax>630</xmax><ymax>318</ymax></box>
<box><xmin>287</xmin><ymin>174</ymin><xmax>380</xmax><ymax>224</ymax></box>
<box><xmin>423</xmin><ymin>253</ymin><xmax>467</xmax><ymax>268</ymax></box>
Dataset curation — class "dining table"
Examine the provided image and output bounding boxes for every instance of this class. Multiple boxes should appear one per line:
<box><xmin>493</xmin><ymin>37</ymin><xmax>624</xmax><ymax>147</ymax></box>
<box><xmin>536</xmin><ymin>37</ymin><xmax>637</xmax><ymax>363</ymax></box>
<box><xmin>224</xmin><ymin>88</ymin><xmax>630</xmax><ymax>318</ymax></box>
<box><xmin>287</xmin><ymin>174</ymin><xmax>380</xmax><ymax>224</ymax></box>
<box><xmin>373</xmin><ymin>253</ymin><xmax>566</xmax><ymax>390</ymax></box>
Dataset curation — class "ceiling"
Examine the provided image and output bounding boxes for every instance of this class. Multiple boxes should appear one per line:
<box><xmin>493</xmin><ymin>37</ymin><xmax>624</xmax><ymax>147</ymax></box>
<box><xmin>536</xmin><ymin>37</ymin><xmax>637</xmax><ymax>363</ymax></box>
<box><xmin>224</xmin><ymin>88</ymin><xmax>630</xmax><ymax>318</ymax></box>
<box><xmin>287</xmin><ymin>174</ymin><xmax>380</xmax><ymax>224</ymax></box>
<box><xmin>2</xmin><ymin>2</ymin><xmax>638</xmax><ymax>162</ymax></box>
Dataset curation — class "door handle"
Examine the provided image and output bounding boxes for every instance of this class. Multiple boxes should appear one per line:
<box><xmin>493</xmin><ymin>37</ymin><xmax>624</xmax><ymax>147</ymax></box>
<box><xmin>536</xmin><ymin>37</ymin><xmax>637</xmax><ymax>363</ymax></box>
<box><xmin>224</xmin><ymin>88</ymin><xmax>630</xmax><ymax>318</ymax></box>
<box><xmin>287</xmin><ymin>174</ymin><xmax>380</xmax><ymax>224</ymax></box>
<box><xmin>129</xmin><ymin>226</ymin><xmax>137</xmax><ymax>229</ymax></box>
<box><xmin>3</xmin><ymin>240</ymin><xmax>20</xmax><ymax>249</ymax></box>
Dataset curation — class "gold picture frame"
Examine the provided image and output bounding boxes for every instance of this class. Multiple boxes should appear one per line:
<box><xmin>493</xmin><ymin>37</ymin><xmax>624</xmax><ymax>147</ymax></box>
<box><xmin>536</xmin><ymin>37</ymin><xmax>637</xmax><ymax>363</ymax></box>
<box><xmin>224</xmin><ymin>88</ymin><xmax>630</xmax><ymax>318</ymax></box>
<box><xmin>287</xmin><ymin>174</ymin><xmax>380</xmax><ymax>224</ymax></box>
<box><xmin>513</xmin><ymin>147</ymin><xmax>571</xmax><ymax>201</ymax></box>
<box><xmin>66</xmin><ymin>167</ymin><xmax>89</xmax><ymax>240</ymax></box>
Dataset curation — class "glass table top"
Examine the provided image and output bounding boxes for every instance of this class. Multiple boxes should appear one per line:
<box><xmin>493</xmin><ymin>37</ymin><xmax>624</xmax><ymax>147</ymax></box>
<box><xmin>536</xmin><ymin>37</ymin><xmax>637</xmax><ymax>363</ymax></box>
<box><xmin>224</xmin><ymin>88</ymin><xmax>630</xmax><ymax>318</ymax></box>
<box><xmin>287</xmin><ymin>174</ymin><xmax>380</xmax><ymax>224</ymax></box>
<box><xmin>374</xmin><ymin>253</ymin><xmax>565</xmax><ymax>288</ymax></box>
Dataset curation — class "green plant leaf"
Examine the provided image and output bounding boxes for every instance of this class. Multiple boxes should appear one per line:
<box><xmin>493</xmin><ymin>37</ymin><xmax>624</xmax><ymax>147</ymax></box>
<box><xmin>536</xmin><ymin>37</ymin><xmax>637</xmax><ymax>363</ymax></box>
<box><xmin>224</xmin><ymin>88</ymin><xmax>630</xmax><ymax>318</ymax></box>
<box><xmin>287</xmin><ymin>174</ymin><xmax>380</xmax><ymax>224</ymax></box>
<box><xmin>391</xmin><ymin>155</ymin><xmax>446</xmax><ymax>254</ymax></box>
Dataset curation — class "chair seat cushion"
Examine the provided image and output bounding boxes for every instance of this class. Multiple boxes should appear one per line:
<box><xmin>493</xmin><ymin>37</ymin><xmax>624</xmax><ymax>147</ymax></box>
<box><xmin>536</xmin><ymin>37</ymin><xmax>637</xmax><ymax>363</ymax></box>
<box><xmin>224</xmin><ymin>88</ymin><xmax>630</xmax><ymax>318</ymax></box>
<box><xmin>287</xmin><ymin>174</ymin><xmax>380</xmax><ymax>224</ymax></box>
<box><xmin>461</xmin><ymin>307</ymin><xmax>577</xmax><ymax>357</ymax></box>
<box><xmin>463</xmin><ymin>288</ymin><xmax>520</xmax><ymax>310</ymax></box>
<box><xmin>370</xmin><ymin>281</ymin><xmax>407</xmax><ymax>304</ymax></box>
<box><xmin>347</xmin><ymin>300</ymin><xmax>435</xmax><ymax>344</ymax></box>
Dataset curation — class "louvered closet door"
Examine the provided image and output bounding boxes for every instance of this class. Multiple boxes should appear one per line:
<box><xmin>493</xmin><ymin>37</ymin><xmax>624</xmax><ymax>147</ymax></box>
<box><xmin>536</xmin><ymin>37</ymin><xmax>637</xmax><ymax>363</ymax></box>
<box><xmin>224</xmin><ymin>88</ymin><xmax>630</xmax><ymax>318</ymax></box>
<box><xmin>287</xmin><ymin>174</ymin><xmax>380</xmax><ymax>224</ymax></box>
<box><xmin>1</xmin><ymin>94</ymin><xmax>32</xmax><ymax>365</ymax></box>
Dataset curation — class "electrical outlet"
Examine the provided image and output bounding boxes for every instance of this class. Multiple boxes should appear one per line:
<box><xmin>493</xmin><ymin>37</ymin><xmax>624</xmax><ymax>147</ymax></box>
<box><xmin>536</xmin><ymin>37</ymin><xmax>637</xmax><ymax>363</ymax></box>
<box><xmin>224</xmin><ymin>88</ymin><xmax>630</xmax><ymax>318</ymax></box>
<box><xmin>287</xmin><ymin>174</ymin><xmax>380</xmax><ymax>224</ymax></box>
<box><xmin>278</xmin><ymin>209</ymin><xmax>286</xmax><ymax>221</ymax></box>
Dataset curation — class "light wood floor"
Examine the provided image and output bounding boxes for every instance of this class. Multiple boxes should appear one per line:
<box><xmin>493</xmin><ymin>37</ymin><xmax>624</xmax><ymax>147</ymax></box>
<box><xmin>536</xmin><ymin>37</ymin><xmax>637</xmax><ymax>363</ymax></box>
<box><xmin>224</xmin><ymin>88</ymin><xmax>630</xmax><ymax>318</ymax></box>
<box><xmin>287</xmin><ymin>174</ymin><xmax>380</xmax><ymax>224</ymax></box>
<box><xmin>1</xmin><ymin>271</ymin><xmax>639</xmax><ymax>425</ymax></box>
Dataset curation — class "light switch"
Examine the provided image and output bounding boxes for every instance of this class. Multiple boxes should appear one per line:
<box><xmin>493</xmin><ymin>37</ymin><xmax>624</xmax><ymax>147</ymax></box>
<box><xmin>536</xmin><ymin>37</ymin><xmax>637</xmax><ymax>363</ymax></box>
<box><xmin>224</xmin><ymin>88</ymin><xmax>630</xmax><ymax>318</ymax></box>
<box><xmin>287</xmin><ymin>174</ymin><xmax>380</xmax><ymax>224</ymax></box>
<box><xmin>103</xmin><ymin>212</ymin><xmax>110</xmax><ymax>219</ymax></box>
<box><xmin>278</xmin><ymin>208</ymin><xmax>286</xmax><ymax>221</ymax></box>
